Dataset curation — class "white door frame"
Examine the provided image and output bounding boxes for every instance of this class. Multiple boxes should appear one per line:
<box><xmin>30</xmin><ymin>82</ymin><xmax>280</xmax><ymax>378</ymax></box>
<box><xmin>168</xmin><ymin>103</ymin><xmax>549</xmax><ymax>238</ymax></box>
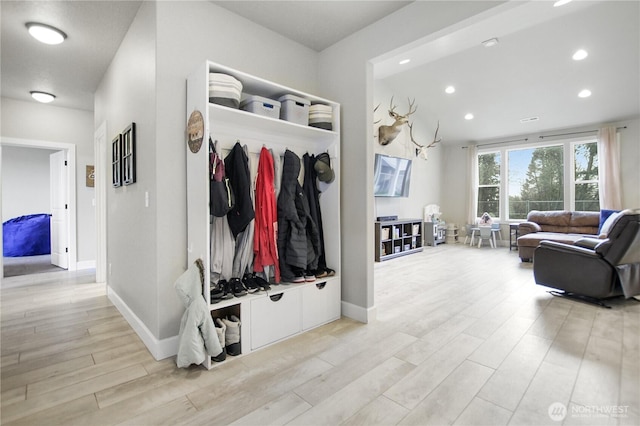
<box><xmin>94</xmin><ymin>122</ymin><xmax>107</xmax><ymax>284</ymax></box>
<box><xmin>0</xmin><ymin>137</ymin><xmax>77</xmax><ymax>271</ymax></box>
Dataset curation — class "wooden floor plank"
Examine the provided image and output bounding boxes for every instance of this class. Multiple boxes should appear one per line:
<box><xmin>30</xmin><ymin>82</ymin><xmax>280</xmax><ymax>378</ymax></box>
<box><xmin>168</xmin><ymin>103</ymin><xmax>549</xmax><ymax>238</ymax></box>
<box><xmin>2</xmin><ymin>245</ymin><xmax>638</xmax><ymax>425</ymax></box>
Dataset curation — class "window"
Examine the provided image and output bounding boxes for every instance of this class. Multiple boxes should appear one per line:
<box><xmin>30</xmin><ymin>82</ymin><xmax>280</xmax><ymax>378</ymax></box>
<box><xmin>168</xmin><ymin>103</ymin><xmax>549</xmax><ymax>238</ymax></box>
<box><xmin>477</xmin><ymin>152</ymin><xmax>500</xmax><ymax>218</ymax></box>
<box><xmin>508</xmin><ymin>145</ymin><xmax>564</xmax><ymax>219</ymax></box>
<box><xmin>476</xmin><ymin>138</ymin><xmax>599</xmax><ymax>221</ymax></box>
<box><xmin>573</xmin><ymin>141</ymin><xmax>599</xmax><ymax>211</ymax></box>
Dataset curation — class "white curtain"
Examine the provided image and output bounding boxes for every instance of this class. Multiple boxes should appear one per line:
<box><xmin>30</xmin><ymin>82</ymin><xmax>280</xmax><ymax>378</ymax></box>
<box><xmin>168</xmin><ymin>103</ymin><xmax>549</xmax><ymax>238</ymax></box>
<box><xmin>466</xmin><ymin>145</ymin><xmax>478</xmax><ymax>225</ymax></box>
<box><xmin>597</xmin><ymin>126</ymin><xmax>622</xmax><ymax>210</ymax></box>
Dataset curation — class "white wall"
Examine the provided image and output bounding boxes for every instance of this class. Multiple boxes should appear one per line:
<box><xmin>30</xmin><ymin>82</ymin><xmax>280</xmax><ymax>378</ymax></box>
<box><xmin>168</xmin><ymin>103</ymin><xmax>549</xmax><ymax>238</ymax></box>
<box><xmin>317</xmin><ymin>1</ymin><xmax>501</xmax><ymax>316</ymax></box>
<box><xmin>153</xmin><ymin>1</ymin><xmax>319</xmax><ymax>340</ymax></box>
<box><xmin>373</xmin><ymin>80</ymin><xmax>442</xmax><ymax>221</ymax></box>
<box><xmin>440</xmin><ymin>116</ymin><xmax>640</xmax><ymax>230</ymax></box>
<box><xmin>95</xmin><ymin>0</ymin><xmax>320</xmax><ymax>346</ymax></box>
<box><xmin>0</xmin><ymin>98</ymin><xmax>96</xmax><ymax>262</ymax></box>
<box><xmin>2</xmin><ymin>146</ymin><xmax>56</xmax><ymax>221</ymax></box>
<box><xmin>94</xmin><ymin>1</ymin><xmax>159</xmax><ymax>338</ymax></box>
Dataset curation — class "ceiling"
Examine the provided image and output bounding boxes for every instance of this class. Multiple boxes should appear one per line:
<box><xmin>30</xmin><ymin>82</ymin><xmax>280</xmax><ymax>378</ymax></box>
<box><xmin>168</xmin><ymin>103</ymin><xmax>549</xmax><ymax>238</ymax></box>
<box><xmin>0</xmin><ymin>1</ymin><xmax>143</xmax><ymax>111</ymax></box>
<box><xmin>375</xmin><ymin>1</ymin><xmax>640</xmax><ymax>144</ymax></box>
<box><xmin>1</xmin><ymin>0</ymin><xmax>637</xmax><ymax>146</ymax></box>
<box><xmin>0</xmin><ymin>0</ymin><xmax>409</xmax><ymax>112</ymax></box>
<box><xmin>212</xmin><ymin>1</ymin><xmax>412</xmax><ymax>52</ymax></box>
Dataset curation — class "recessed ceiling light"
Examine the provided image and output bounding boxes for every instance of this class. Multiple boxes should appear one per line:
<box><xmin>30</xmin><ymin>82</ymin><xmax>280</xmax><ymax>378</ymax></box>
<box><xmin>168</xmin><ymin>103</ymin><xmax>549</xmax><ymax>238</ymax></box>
<box><xmin>399</xmin><ymin>59</ymin><xmax>411</xmax><ymax>65</ymax></box>
<box><xmin>465</xmin><ymin>113</ymin><xmax>474</xmax><ymax>120</ymax></box>
<box><xmin>572</xmin><ymin>49</ymin><xmax>588</xmax><ymax>61</ymax></box>
<box><xmin>578</xmin><ymin>89</ymin><xmax>592</xmax><ymax>98</ymax></box>
<box><xmin>481</xmin><ymin>38</ymin><xmax>499</xmax><ymax>48</ymax></box>
<box><xmin>30</xmin><ymin>91</ymin><xmax>56</xmax><ymax>103</ymax></box>
<box><xmin>553</xmin><ymin>0</ymin><xmax>572</xmax><ymax>7</ymax></box>
<box><xmin>445</xmin><ymin>86</ymin><xmax>456</xmax><ymax>94</ymax></box>
<box><xmin>26</xmin><ymin>22</ymin><xmax>67</xmax><ymax>45</ymax></box>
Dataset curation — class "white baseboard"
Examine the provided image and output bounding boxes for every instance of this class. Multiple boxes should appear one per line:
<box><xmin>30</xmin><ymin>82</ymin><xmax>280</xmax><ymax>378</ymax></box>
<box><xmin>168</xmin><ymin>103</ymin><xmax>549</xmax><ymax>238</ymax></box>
<box><xmin>107</xmin><ymin>286</ymin><xmax>179</xmax><ymax>361</ymax></box>
<box><xmin>76</xmin><ymin>260</ymin><xmax>96</xmax><ymax>270</ymax></box>
<box><xmin>341</xmin><ymin>300</ymin><xmax>377</xmax><ymax>323</ymax></box>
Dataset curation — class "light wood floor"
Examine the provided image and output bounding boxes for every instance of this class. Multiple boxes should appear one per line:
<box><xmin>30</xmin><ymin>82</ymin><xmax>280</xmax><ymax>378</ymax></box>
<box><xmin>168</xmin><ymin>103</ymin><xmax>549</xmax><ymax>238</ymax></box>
<box><xmin>1</xmin><ymin>244</ymin><xmax>638</xmax><ymax>425</ymax></box>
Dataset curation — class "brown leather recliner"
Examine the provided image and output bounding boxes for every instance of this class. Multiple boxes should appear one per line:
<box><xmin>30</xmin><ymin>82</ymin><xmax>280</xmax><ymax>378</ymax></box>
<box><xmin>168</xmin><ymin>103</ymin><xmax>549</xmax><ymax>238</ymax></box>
<box><xmin>533</xmin><ymin>209</ymin><xmax>640</xmax><ymax>305</ymax></box>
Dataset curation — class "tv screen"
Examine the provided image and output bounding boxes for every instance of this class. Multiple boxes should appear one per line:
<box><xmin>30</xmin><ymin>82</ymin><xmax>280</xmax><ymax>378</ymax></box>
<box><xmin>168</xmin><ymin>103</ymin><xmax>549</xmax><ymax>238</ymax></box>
<box><xmin>373</xmin><ymin>153</ymin><xmax>412</xmax><ymax>197</ymax></box>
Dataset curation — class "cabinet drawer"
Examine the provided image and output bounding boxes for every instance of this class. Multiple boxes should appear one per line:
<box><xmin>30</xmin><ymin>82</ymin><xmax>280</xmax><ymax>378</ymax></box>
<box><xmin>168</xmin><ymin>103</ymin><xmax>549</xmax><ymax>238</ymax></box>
<box><xmin>302</xmin><ymin>280</ymin><xmax>341</xmax><ymax>330</ymax></box>
<box><xmin>250</xmin><ymin>289</ymin><xmax>302</xmax><ymax>350</ymax></box>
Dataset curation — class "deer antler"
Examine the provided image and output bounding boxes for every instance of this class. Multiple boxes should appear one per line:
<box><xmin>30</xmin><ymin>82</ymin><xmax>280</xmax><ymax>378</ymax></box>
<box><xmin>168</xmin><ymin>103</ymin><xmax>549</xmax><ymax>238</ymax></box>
<box><xmin>426</xmin><ymin>121</ymin><xmax>441</xmax><ymax>148</ymax></box>
<box><xmin>408</xmin><ymin>123</ymin><xmax>423</xmax><ymax>148</ymax></box>
<box><xmin>388</xmin><ymin>96</ymin><xmax>398</xmax><ymax>118</ymax></box>
<box><xmin>406</xmin><ymin>98</ymin><xmax>417</xmax><ymax>117</ymax></box>
<box><xmin>373</xmin><ymin>103</ymin><xmax>381</xmax><ymax>124</ymax></box>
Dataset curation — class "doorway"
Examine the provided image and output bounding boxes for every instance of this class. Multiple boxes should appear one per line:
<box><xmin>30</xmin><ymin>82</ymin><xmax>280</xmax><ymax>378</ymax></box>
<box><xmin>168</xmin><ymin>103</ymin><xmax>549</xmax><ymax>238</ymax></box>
<box><xmin>1</xmin><ymin>137</ymin><xmax>77</xmax><ymax>280</ymax></box>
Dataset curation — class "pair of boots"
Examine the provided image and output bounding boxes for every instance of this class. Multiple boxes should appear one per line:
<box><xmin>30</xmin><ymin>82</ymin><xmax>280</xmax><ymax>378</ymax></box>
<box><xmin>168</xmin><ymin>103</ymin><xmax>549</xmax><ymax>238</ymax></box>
<box><xmin>212</xmin><ymin>315</ymin><xmax>241</xmax><ymax>362</ymax></box>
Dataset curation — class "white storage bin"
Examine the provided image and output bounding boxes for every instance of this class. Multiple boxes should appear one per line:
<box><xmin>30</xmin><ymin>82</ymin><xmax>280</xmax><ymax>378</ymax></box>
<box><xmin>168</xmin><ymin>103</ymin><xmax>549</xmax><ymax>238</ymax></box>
<box><xmin>240</xmin><ymin>95</ymin><xmax>281</xmax><ymax>119</ymax></box>
<box><xmin>278</xmin><ymin>94</ymin><xmax>310</xmax><ymax>125</ymax></box>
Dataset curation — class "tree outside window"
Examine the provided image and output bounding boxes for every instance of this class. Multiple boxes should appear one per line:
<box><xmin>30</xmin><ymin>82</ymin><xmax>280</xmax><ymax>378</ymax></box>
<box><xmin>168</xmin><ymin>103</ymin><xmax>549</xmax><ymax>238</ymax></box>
<box><xmin>509</xmin><ymin>145</ymin><xmax>564</xmax><ymax>219</ymax></box>
<box><xmin>477</xmin><ymin>152</ymin><xmax>500</xmax><ymax>218</ymax></box>
<box><xmin>477</xmin><ymin>139</ymin><xmax>599</xmax><ymax>221</ymax></box>
<box><xmin>574</xmin><ymin>142</ymin><xmax>599</xmax><ymax>211</ymax></box>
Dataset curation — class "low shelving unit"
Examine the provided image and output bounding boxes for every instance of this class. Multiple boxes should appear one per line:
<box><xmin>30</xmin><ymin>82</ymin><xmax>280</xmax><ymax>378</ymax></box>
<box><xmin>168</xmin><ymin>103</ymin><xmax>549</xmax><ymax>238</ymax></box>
<box><xmin>374</xmin><ymin>219</ymin><xmax>423</xmax><ymax>261</ymax></box>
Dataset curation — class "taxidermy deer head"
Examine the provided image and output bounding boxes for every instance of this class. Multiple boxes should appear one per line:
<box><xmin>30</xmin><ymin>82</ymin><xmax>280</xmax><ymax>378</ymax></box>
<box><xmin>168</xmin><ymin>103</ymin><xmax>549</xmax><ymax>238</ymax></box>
<box><xmin>378</xmin><ymin>97</ymin><xmax>416</xmax><ymax>145</ymax></box>
<box><xmin>410</xmin><ymin>121</ymin><xmax>441</xmax><ymax>160</ymax></box>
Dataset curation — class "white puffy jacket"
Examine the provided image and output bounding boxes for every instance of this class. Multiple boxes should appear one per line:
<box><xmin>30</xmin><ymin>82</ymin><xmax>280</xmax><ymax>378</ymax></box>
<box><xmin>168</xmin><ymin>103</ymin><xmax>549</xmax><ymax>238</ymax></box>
<box><xmin>174</xmin><ymin>259</ymin><xmax>222</xmax><ymax>368</ymax></box>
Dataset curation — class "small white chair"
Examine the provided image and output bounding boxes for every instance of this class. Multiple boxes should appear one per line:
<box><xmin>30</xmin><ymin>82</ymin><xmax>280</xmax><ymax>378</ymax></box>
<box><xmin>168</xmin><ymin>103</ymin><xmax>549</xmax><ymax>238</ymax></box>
<box><xmin>491</xmin><ymin>223</ymin><xmax>502</xmax><ymax>247</ymax></box>
<box><xmin>477</xmin><ymin>226</ymin><xmax>495</xmax><ymax>248</ymax></box>
<box><xmin>464</xmin><ymin>224</ymin><xmax>476</xmax><ymax>246</ymax></box>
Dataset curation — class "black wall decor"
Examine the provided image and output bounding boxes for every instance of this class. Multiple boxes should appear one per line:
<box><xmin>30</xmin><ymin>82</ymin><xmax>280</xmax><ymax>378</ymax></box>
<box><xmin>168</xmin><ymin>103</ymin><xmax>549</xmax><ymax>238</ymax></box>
<box><xmin>112</xmin><ymin>122</ymin><xmax>136</xmax><ymax>188</ymax></box>
<box><xmin>112</xmin><ymin>134</ymin><xmax>122</xmax><ymax>187</ymax></box>
<box><xmin>122</xmin><ymin>122</ymin><xmax>136</xmax><ymax>185</ymax></box>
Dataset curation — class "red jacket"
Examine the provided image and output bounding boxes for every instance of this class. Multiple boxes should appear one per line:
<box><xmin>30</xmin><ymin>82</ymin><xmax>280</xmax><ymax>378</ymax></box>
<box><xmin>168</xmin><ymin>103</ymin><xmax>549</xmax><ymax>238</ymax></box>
<box><xmin>253</xmin><ymin>147</ymin><xmax>280</xmax><ymax>282</ymax></box>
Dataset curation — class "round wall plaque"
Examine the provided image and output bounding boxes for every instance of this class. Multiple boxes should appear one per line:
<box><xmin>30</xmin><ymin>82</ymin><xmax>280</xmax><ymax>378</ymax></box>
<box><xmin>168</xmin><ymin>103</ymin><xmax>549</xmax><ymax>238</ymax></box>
<box><xmin>187</xmin><ymin>110</ymin><xmax>204</xmax><ymax>153</ymax></box>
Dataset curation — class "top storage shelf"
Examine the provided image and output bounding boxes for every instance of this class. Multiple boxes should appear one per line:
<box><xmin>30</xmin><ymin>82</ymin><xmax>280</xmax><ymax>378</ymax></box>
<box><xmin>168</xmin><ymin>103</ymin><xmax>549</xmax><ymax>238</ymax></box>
<box><xmin>207</xmin><ymin>62</ymin><xmax>339</xmax><ymax>138</ymax></box>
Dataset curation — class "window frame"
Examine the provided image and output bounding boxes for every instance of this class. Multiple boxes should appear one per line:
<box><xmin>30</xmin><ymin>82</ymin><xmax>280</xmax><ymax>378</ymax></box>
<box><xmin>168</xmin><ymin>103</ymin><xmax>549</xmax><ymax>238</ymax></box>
<box><xmin>476</xmin><ymin>150</ymin><xmax>501</xmax><ymax>220</ymax></box>
<box><xmin>475</xmin><ymin>136</ymin><xmax>599</xmax><ymax>222</ymax></box>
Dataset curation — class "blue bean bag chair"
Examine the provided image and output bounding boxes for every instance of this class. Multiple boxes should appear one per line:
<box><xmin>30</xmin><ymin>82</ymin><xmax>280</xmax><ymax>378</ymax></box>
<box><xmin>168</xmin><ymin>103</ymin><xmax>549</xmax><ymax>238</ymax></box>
<box><xmin>3</xmin><ymin>214</ymin><xmax>51</xmax><ymax>257</ymax></box>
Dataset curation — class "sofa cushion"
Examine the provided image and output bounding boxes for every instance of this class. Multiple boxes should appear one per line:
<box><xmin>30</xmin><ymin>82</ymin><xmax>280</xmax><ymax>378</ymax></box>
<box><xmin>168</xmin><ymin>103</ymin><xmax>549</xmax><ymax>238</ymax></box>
<box><xmin>518</xmin><ymin>232</ymin><xmax>589</xmax><ymax>248</ymax></box>
<box><xmin>526</xmin><ymin>211</ymin><xmax>571</xmax><ymax>231</ymax></box>
<box><xmin>598</xmin><ymin>209</ymin><xmax>621</xmax><ymax>234</ymax></box>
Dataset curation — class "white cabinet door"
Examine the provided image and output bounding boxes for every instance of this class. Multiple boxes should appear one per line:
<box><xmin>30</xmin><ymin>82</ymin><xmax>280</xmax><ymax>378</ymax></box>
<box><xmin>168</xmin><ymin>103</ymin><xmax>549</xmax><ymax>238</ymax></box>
<box><xmin>250</xmin><ymin>289</ymin><xmax>302</xmax><ymax>350</ymax></box>
<box><xmin>302</xmin><ymin>280</ymin><xmax>341</xmax><ymax>330</ymax></box>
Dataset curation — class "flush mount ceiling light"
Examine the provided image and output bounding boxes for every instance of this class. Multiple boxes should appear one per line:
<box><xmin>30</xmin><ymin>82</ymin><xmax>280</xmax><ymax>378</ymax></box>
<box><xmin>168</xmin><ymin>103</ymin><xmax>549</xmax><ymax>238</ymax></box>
<box><xmin>26</xmin><ymin>22</ymin><xmax>67</xmax><ymax>45</ymax></box>
<box><xmin>572</xmin><ymin>49</ymin><xmax>588</xmax><ymax>60</ymax></box>
<box><xmin>553</xmin><ymin>0</ymin><xmax>572</xmax><ymax>7</ymax></box>
<box><xmin>445</xmin><ymin>86</ymin><xmax>456</xmax><ymax>94</ymax></box>
<box><xmin>464</xmin><ymin>113</ymin><xmax>474</xmax><ymax>120</ymax></box>
<box><xmin>578</xmin><ymin>89</ymin><xmax>592</xmax><ymax>98</ymax></box>
<box><xmin>481</xmin><ymin>37</ymin><xmax>499</xmax><ymax>48</ymax></box>
<box><xmin>30</xmin><ymin>91</ymin><xmax>56</xmax><ymax>103</ymax></box>
<box><xmin>399</xmin><ymin>58</ymin><xmax>411</xmax><ymax>65</ymax></box>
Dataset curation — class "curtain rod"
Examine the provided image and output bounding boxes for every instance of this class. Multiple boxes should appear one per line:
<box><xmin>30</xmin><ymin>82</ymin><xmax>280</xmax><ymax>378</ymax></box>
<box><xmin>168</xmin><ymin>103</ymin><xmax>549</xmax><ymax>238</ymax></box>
<box><xmin>462</xmin><ymin>125</ymin><xmax>627</xmax><ymax>149</ymax></box>
<box><xmin>538</xmin><ymin>126</ymin><xmax>627</xmax><ymax>139</ymax></box>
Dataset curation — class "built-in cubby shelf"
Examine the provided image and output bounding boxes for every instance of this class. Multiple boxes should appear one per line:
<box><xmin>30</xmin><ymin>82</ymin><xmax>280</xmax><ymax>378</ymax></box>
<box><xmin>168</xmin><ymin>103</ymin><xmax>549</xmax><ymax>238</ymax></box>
<box><xmin>374</xmin><ymin>219</ymin><xmax>423</xmax><ymax>262</ymax></box>
<box><xmin>187</xmin><ymin>61</ymin><xmax>342</xmax><ymax>369</ymax></box>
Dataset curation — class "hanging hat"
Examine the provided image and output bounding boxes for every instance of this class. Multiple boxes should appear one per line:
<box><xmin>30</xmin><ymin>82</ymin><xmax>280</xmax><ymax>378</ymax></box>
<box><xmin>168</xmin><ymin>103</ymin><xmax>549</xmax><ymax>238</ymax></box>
<box><xmin>314</xmin><ymin>152</ymin><xmax>335</xmax><ymax>183</ymax></box>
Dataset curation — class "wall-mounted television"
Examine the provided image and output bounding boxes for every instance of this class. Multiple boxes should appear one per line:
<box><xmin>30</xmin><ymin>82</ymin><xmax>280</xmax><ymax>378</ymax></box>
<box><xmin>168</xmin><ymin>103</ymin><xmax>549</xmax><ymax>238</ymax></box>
<box><xmin>373</xmin><ymin>153</ymin><xmax>412</xmax><ymax>197</ymax></box>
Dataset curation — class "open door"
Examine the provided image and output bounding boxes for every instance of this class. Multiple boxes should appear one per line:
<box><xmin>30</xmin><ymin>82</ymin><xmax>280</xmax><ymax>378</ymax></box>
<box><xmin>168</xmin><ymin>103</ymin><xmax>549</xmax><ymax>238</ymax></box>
<box><xmin>50</xmin><ymin>150</ymin><xmax>69</xmax><ymax>269</ymax></box>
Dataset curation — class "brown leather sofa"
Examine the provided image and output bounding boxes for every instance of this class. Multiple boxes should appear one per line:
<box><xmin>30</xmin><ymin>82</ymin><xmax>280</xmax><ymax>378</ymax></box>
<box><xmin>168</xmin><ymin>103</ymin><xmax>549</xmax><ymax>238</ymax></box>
<box><xmin>533</xmin><ymin>209</ymin><xmax>640</xmax><ymax>304</ymax></box>
<box><xmin>517</xmin><ymin>210</ymin><xmax>600</xmax><ymax>262</ymax></box>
